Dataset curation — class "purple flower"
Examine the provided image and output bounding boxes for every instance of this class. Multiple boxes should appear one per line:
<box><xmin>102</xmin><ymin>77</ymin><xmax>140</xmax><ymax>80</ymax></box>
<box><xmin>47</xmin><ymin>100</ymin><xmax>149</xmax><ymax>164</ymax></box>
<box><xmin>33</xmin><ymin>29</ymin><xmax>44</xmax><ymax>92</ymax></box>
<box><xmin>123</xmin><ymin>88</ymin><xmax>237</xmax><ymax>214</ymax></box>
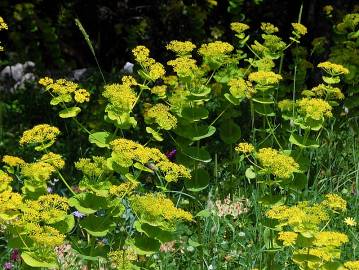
<box><xmin>47</xmin><ymin>187</ymin><xmax>53</xmax><ymax>193</ymax></box>
<box><xmin>72</xmin><ymin>211</ymin><xmax>85</xmax><ymax>218</ymax></box>
<box><xmin>10</xmin><ymin>249</ymin><xmax>20</xmax><ymax>262</ymax></box>
<box><xmin>3</xmin><ymin>262</ymin><xmax>13</xmax><ymax>270</ymax></box>
<box><xmin>165</xmin><ymin>149</ymin><xmax>177</xmax><ymax>161</ymax></box>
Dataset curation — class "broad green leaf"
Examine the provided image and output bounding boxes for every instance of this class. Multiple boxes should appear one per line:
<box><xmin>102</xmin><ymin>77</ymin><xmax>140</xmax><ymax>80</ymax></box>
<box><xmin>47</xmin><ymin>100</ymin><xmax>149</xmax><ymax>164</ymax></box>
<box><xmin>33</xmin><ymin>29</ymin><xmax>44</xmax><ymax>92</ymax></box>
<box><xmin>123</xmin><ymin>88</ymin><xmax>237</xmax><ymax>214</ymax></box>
<box><xmin>195</xmin><ymin>209</ymin><xmax>211</xmax><ymax>218</ymax></box>
<box><xmin>185</xmin><ymin>168</ymin><xmax>209</xmax><ymax>192</ymax></box>
<box><xmin>132</xmin><ymin>235</ymin><xmax>161</xmax><ymax>255</ymax></box>
<box><xmin>52</xmin><ymin>214</ymin><xmax>75</xmax><ymax>233</ymax></box>
<box><xmin>252</xmin><ymin>97</ymin><xmax>274</xmax><ymax>104</ymax></box>
<box><xmin>21</xmin><ymin>252</ymin><xmax>58</xmax><ymax>268</ymax></box>
<box><xmin>224</xmin><ymin>93</ymin><xmax>242</xmax><ymax>105</ymax></box>
<box><xmin>175</xmin><ymin>125</ymin><xmax>216</xmax><ymax>141</ymax></box>
<box><xmin>322</xmin><ymin>76</ymin><xmax>340</xmax><ymax>84</ymax></box>
<box><xmin>182</xmin><ymin>107</ymin><xmax>209</xmax><ymax>122</ymax></box>
<box><xmin>133</xmin><ymin>162</ymin><xmax>153</xmax><ymax>173</ymax></box>
<box><xmin>289</xmin><ymin>134</ymin><xmax>319</xmax><ymax>148</ymax></box>
<box><xmin>219</xmin><ymin>120</ymin><xmax>241</xmax><ymax>144</ymax></box>
<box><xmin>245</xmin><ymin>167</ymin><xmax>256</xmax><ymax>179</ymax></box>
<box><xmin>69</xmin><ymin>193</ymin><xmax>108</xmax><ymax>214</ymax></box>
<box><xmin>188</xmin><ymin>238</ymin><xmax>202</xmax><ymax>247</ymax></box>
<box><xmin>80</xmin><ymin>215</ymin><xmax>115</xmax><ymax>237</ymax></box>
<box><xmin>50</xmin><ymin>94</ymin><xmax>72</xmax><ymax>105</ymax></box>
<box><xmin>134</xmin><ymin>221</ymin><xmax>175</xmax><ymax>243</ymax></box>
<box><xmin>254</xmin><ymin>103</ymin><xmax>275</xmax><ymax>116</ymax></box>
<box><xmin>181</xmin><ymin>146</ymin><xmax>211</xmax><ymax>162</ymax></box>
<box><xmin>146</xmin><ymin>127</ymin><xmax>163</xmax><ymax>141</ymax></box>
<box><xmin>59</xmin><ymin>106</ymin><xmax>81</xmax><ymax>118</ymax></box>
<box><xmin>89</xmin><ymin>131</ymin><xmax>111</xmax><ymax>148</ymax></box>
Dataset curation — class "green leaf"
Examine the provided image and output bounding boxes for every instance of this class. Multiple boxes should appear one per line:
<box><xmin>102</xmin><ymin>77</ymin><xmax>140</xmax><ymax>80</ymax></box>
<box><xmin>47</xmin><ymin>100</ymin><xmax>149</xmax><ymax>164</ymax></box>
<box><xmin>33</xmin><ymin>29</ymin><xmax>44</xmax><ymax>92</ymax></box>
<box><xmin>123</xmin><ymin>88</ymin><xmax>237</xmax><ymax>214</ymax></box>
<box><xmin>322</xmin><ymin>76</ymin><xmax>340</xmax><ymax>84</ymax></box>
<box><xmin>50</xmin><ymin>94</ymin><xmax>72</xmax><ymax>105</ymax></box>
<box><xmin>254</xmin><ymin>103</ymin><xmax>275</xmax><ymax>116</ymax></box>
<box><xmin>188</xmin><ymin>238</ymin><xmax>202</xmax><ymax>247</ymax></box>
<box><xmin>146</xmin><ymin>127</ymin><xmax>163</xmax><ymax>141</ymax></box>
<box><xmin>292</xmin><ymin>254</ymin><xmax>321</xmax><ymax>264</ymax></box>
<box><xmin>89</xmin><ymin>132</ymin><xmax>111</xmax><ymax>148</ymax></box>
<box><xmin>52</xmin><ymin>214</ymin><xmax>75</xmax><ymax>233</ymax></box>
<box><xmin>133</xmin><ymin>162</ymin><xmax>154</xmax><ymax>173</ymax></box>
<box><xmin>224</xmin><ymin>93</ymin><xmax>242</xmax><ymax>105</ymax></box>
<box><xmin>182</xmin><ymin>107</ymin><xmax>209</xmax><ymax>122</ymax></box>
<box><xmin>134</xmin><ymin>222</ymin><xmax>175</xmax><ymax>243</ymax></box>
<box><xmin>219</xmin><ymin>120</ymin><xmax>241</xmax><ymax>144</ymax></box>
<box><xmin>132</xmin><ymin>234</ymin><xmax>161</xmax><ymax>255</ymax></box>
<box><xmin>259</xmin><ymin>194</ymin><xmax>285</xmax><ymax>206</ymax></box>
<box><xmin>181</xmin><ymin>146</ymin><xmax>211</xmax><ymax>162</ymax></box>
<box><xmin>190</xmin><ymin>85</ymin><xmax>211</xmax><ymax>97</ymax></box>
<box><xmin>21</xmin><ymin>252</ymin><xmax>58</xmax><ymax>268</ymax></box>
<box><xmin>175</xmin><ymin>124</ymin><xmax>216</xmax><ymax>141</ymax></box>
<box><xmin>185</xmin><ymin>168</ymin><xmax>209</xmax><ymax>192</ymax></box>
<box><xmin>252</xmin><ymin>97</ymin><xmax>274</xmax><ymax>104</ymax></box>
<box><xmin>289</xmin><ymin>133</ymin><xmax>319</xmax><ymax>148</ymax></box>
<box><xmin>80</xmin><ymin>215</ymin><xmax>116</xmax><ymax>237</ymax></box>
<box><xmin>195</xmin><ymin>209</ymin><xmax>211</xmax><ymax>218</ymax></box>
<box><xmin>69</xmin><ymin>193</ymin><xmax>108</xmax><ymax>214</ymax></box>
<box><xmin>59</xmin><ymin>106</ymin><xmax>81</xmax><ymax>118</ymax></box>
<box><xmin>245</xmin><ymin>167</ymin><xmax>256</xmax><ymax>179</ymax></box>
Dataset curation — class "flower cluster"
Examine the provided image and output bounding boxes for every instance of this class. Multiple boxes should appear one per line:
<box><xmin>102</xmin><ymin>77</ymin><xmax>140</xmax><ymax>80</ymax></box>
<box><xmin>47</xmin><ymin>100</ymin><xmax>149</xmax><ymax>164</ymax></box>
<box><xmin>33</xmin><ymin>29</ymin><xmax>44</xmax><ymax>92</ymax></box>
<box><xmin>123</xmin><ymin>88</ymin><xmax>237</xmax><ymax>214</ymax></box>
<box><xmin>130</xmin><ymin>193</ymin><xmax>192</xmax><ymax>229</ymax></box>
<box><xmin>304</xmin><ymin>84</ymin><xmax>344</xmax><ymax>100</ymax></box>
<box><xmin>166</xmin><ymin>40</ymin><xmax>196</xmax><ymax>55</ymax></box>
<box><xmin>235</xmin><ymin>143</ymin><xmax>255</xmax><ymax>154</ymax></box>
<box><xmin>248</xmin><ymin>71</ymin><xmax>282</xmax><ymax>86</ymax></box>
<box><xmin>75</xmin><ymin>156</ymin><xmax>108</xmax><ymax>178</ymax></box>
<box><xmin>291</xmin><ymin>23</ymin><xmax>307</xmax><ymax>36</ymax></box>
<box><xmin>230</xmin><ymin>22</ymin><xmax>250</xmax><ymax>34</ymax></box>
<box><xmin>167</xmin><ymin>56</ymin><xmax>198</xmax><ymax>77</ymax></box>
<box><xmin>260</xmin><ymin>22</ymin><xmax>279</xmax><ymax>34</ymax></box>
<box><xmin>21</xmin><ymin>161</ymin><xmax>56</xmax><ymax>181</ymax></box>
<box><xmin>2</xmin><ymin>155</ymin><xmax>25</xmax><ymax>167</ymax></box>
<box><xmin>132</xmin><ymin>45</ymin><xmax>165</xmax><ymax>80</ymax></box>
<box><xmin>19</xmin><ymin>124</ymin><xmax>60</xmax><ymax>149</ymax></box>
<box><xmin>145</xmin><ymin>103</ymin><xmax>177</xmax><ymax>130</ymax></box>
<box><xmin>109</xmin><ymin>181</ymin><xmax>139</xmax><ymax>198</ymax></box>
<box><xmin>318</xmin><ymin>61</ymin><xmax>349</xmax><ymax>75</ymax></box>
<box><xmin>256</xmin><ymin>148</ymin><xmax>299</xmax><ymax>178</ymax></box>
<box><xmin>278</xmin><ymin>231</ymin><xmax>298</xmax><ymax>246</ymax></box>
<box><xmin>322</xmin><ymin>193</ymin><xmax>347</xmax><ymax>212</ymax></box>
<box><xmin>151</xmin><ymin>85</ymin><xmax>167</xmax><ymax>98</ymax></box>
<box><xmin>198</xmin><ymin>41</ymin><xmax>234</xmax><ymax>57</ymax></box>
<box><xmin>228</xmin><ymin>78</ymin><xmax>255</xmax><ymax>99</ymax></box>
<box><xmin>345</xmin><ymin>261</ymin><xmax>359</xmax><ymax>270</ymax></box>
<box><xmin>0</xmin><ymin>17</ymin><xmax>8</xmax><ymax>31</ymax></box>
<box><xmin>103</xmin><ymin>82</ymin><xmax>137</xmax><ymax>112</ymax></box>
<box><xmin>40</xmin><ymin>152</ymin><xmax>65</xmax><ymax>170</ymax></box>
<box><xmin>214</xmin><ymin>196</ymin><xmax>249</xmax><ymax>218</ymax></box>
<box><xmin>297</xmin><ymin>98</ymin><xmax>332</xmax><ymax>120</ymax></box>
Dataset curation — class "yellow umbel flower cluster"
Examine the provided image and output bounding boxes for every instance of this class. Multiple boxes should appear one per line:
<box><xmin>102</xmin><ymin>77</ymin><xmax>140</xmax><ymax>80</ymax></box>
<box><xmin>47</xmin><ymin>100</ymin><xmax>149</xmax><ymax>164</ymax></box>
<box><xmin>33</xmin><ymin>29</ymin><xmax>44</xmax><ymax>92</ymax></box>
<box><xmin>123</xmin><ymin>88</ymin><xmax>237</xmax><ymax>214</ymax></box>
<box><xmin>167</xmin><ymin>56</ymin><xmax>198</xmax><ymax>77</ymax></box>
<box><xmin>198</xmin><ymin>41</ymin><xmax>234</xmax><ymax>57</ymax></box>
<box><xmin>313</xmin><ymin>231</ymin><xmax>349</xmax><ymax>247</ymax></box>
<box><xmin>0</xmin><ymin>17</ymin><xmax>8</xmax><ymax>30</ymax></box>
<box><xmin>260</xmin><ymin>22</ymin><xmax>279</xmax><ymax>34</ymax></box>
<box><xmin>20</xmin><ymin>124</ymin><xmax>60</xmax><ymax>149</ymax></box>
<box><xmin>75</xmin><ymin>156</ymin><xmax>108</xmax><ymax>178</ymax></box>
<box><xmin>230</xmin><ymin>22</ymin><xmax>250</xmax><ymax>33</ymax></box>
<box><xmin>306</xmin><ymin>84</ymin><xmax>345</xmax><ymax>100</ymax></box>
<box><xmin>0</xmin><ymin>190</ymin><xmax>22</xmax><ymax>219</ymax></box>
<box><xmin>21</xmin><ymin>161</ymin><xmax>56</xmax><ymax>181</ymax></box>
<box><xmin>297</xmin><ymin>98</ymin><xmax>332</xmax><ymax>120</ymax></box>
<box><xmin>256</xmin><ymin>148</ymin><xmax>299</xmax><ymax>178</ymax></box>
<box><xmin>318</xmin><ymin>61</ymin><xmax>349</xmax><ymax>75</ymax></box>
<box><xmin>74</xmin><ymin>89</ymin><xmax>90</xmax><ymax>103</ymax></box>
<box><xmin>132</xmin><ymin>45</ymin><xmax>165</xmax><ymax>80</ymax></box>
<box><xmin>40</xmin><ymin>152</ymin><xmax>65</xmax><ymax>170</ymax></box>
<box><xmin>103</xmin><ymin>83</ymin><xmax>137</xmax><ymax>112</ymax></box>
<box><xmin>2</xmin><ymin>155</ymin><xmax>25</xmax><ymax>167</ymax></box>
<box><xmin>345</xmin><ymin>261</ymin><xmax>359</xmax><ymax>270</ymax></box>
<box><xmin>109</xmin><ymin>249</ymin><xmax>137</xmax><ymax>270</ymax></box>
<box><xmin>166</xmin><ymin>40</ymin><xmax>196</xmax><ymax>55</ymax></box>
<box><xmin>228</xmin><ymin>78</ymin><xmax>255</xmax><ymax>99</ymax></box>
<box><xmin>110</xmin><ymin>139</ymin><xmax>190</xmax><ymax>182</ymax></box>
<box><xmin>130</xmin><ymin>193</ymin><xmax>192</xmax><ymax>228</ymax></box>
<box><xmin>248</xmin><ymin>71</ymin><xmax>282</xmax><ymax>86</ymax></box>
<box><xmin>291</xmin><ymin>23</ymin><xmax>307</xmax><ymax>36</ymax></box>
<box><xmin>278</xmin><ymin>231</ymin><xmax>298</xmax><ymax>246</ymax></box>
<box><xmin>278</xmin><ymin>99</ymin><xmax>295</xmax><ymax>112</ymax></box>
<box><xmin>28</xmin><ymin>225</ymin><xmax>65</xmax><ymax>247</ymax></box>
<box><xmin>235</xmin><ymin>143</ymin><xmax>255</xmax><ymax>154</ymax></box>
<box><xmin>322</xmin><ymin>193</ymin><xmax>347</xmax><ymax>212</ymax></box>
<box><xmin>109</xmin><ymin>181</ymin><xmax>139</xmax><ymax>198</ymax></box>
<box><xmin>0</xmin><ymin>172</ymin><xmax>13</xmax><ymax>192</ymax></box>
<box><xmin>151</xmin><ymin>85</ymin><xmax>167</xmax><ymax>98</ymax></box>
<box><xmin>145</xmin><ymin>104</ymin><xmax>177</xmax><ymax>130</ymax></box>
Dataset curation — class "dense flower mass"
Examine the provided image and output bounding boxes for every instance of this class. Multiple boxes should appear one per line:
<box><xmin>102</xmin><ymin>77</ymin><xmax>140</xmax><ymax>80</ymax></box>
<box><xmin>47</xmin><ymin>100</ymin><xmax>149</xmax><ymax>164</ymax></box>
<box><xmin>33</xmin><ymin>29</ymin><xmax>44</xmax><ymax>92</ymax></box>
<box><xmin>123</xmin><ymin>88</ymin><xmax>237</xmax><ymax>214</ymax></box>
<box><xmin>291</xmin><ymin>23</ymin><xmax>307</xmax><ymax>36</ymax></box>
<box><xmin>228</xmin><ymin>78</ymin><xmax>255</xmax><ymax>99</ymax></box>
<box><xmin>145</xmin><ymin>104</ymin><xmax>177</xmax><ymax>130</ymax></box>
<box><xmin>198</xmin><ymin>41</ymin><xmax>234</xmax><ymax>57</ymax></box>
<box><xmin>278</xmin><ymin>232</ymin><xmax>298</xmax><ymax>246</ymax></box>
<box><xmin>235</xmin><ymin>143</ymin><xmax>255</xmax><ymax>154</ymax></box>
<box><xmin>313</xmin><ymin>232</ymin><xmax>349</xmax><ymax>247</ymax></box>
<box><xmin>75</xmin><ymin>156</ymin><xmax>108</xmax><ymax>178</ymax></box>
<box><xmin>256</xmin><ymin>148</ymin><xmax>299</xmax><ymax>178</ymax></box>
<box><xmin>0</xmin><ymin>17</ymin><xmax>8</xmax><ymax>31</ymax></box>
<box><xmin>248</xmin><ymin>71</ymin><xmax>282</xmax><ymax>86</ymax></box>
<box><xmin>322</xmin><ymin>193</ymin><xmax>347</xmax><ymax>212</ymax></box>
<box><xmin>230</xmin><ymin>22</ymin><xmax>250</xmax><ymax>33</ymax></box>
<box><xmin>40</xmin><ymin>152</ymin><xmax>65</xmax><ymax>170</ymax></box>
<box><xmin>261</xmin><ymin>22</ymin><xmax>279</xmax><ymax>34</ymax></box>
<box><xmin>21</xmin><ymin>161</ymin><xmax>56</xmax><ymax>181</ymax></box>
<box><xmin>109</xmin><ymin>249</ymin><xmax>137</xmax><ymax>269</ymax></box>
<box><xmin>167</xmin><ymin>56</ymin><xmax>198</xmax><ymax>77</ymax></box>
<box><xmin>345</xmin><ymin>261</ymin><xmax>359</xmax><ymax>270</ymax></box>
<box><xmin>166</xmin><ymin>40</ymin><xmax>196</xmax><ymax>55</ymax></box>
<box><xmin>318</xmin><ymin>61</ymin><xmax>349</xmax><ymax>75</ymax></box>
<box><xmin>2</xmin><ymin>155</ymin><xmax>25</xmax><ymax>167</ymax></box>
<box><xmin>74</xmin><ymin>89</ymin><xmax>90</xmax><ymax>103</ymax></box>
<box><xmin>297</xmin><ymin>98</ymin><xmax>332</xmax><ymax>120</ymax></box>
<box><xmin>19</xmin><ymin>124</ymin><xmax>60</xmax><ymax>148</ymax></box>
<box><xmin>103</xmin><ymin>83</ymin><xmax>137</xmax><ymax>111</ymax></box>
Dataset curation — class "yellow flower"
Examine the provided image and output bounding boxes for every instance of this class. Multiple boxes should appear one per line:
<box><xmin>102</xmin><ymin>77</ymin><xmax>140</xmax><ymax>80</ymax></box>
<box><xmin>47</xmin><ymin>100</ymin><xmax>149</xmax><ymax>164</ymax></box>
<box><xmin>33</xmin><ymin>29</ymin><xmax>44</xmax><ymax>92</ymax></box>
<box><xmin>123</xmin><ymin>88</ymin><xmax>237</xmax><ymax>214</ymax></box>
<box><xmin>313</xmin><ymin>231</ymin><xmax>349</xmax><ymax>247</ymax></box>
<box><xmin>145</xmin><ymin>104</ymin><xmax>177</xmax><ymax>130</ymax></box>
<box><xmin>109</xmin><ymin>249</ymin><xmax>137</xmax><ymax>269</ymax></box>
<box><xmin>121</xmin><ymin>75</ymin><xmax>137</xmax><ymax>87</ymax></box>
<box><xmin>261</xmin><ymin>22</ymin><xmax>279</xmax><ymax>34</ymax></box>
<box><xmin>345</xmin><ymin>261</ymin><xmax>359</xmax><ymax>270</ymax></box>
<box><xmin>2</xmin><ymin>155</ymin><xmax>25</xmax><ymax>167</ymax></box>
<box><xmin>291</xmin><ymin>23</ymin><xmax>308</xmax><ymax>36</ymax></box>
<box><xmin>297</xmin><ymin>98</ymin><xmax>332</xmax><ymax>120</ymax></box>
<box><xmin>278</xmin><ymin>231</ymin><xmax>298</xmax><ymax>246</ymax></box>
<box><xmin>166</xmin><ymin>40</ymin><xmax>196</xmax><ymax>55</ymax></box>
<box><xmin>323</xmin><ymin>5</ymin><xmax>334</xmax><ymax>15</ymax></box>
<box><xmin>321</xmin><ymin>193</ymin><xmax>347</xmax><ymax>212</ymax></box>
<box><xmin>228</xmin><ymin>78</ymin><xmax>255</xmax><ymax>99</ymax></box>
<box><xmin>0</xmin><ymin>172</ymin><xmax>13</xmax><ymax>191</ymax></box>
<box><xmin>257</xmin><ymin>148</ymin><xmax>299</xmax><ymax>178</ymax></box>
<box><xmin>248</xmin><ymin>71</ymin><xmax>282</xmax><ymax>86</ymax></box>
<box><xmin>344</xmin><ymin>217</ymin><xmax>357</xmax><ymax>227</ymax></box>
<box><xmin>198</xmin><ymin>41</ymin><xmax>234</xmax><ymax>57</ymax></box>
<box><xmin>132</xmin><ymin>45</ymin><xmax>150</xmax><ymax>64</ymax></box>
<box><xmin>230</xmin><ymin>22</ymin><xmax>250</xmax><ymax>33</ymax></box>
<box><xmin>278</xmin><ymin>99</ymin><xmax>295</xmax><ymax>112</ymax></box>
<box><xmin>235</xmin><ymin>143</ymin><xmax>255</xmax><ymax>154</ymax></box>
<box><xmin>74</xmin><ymin>89</ymin><xmax>90</xmax><ymax>103</ymax></box>
<box><xmin>151</xmin><ymin>85</ymin><xmax>167</xmax><ymax>98</ymax></box>
<box><xmin>40</xmin><ymin>152</ymin><xmax>65</xmax><ymax>170</ymax></box>
<box><xmin>19</xmin><ymin>124</ymin><xmax>60</xmax><ymax>149</ymax></box>
<box><xmin>75</xmin><ymin>156</ymin><xmax>108</xmax><ymax>178</ymax></box>
<box><xmin>38</xmin><ymin>77</ymin><xmax>54</xmax><ymax>86</ymax></box>
<box><xmin>103</xmin><ymin>83</ymin><xmax>137</xmax><ymax>112</ymax></box>
<box><xmin>21</xmin><ymin>162</ymin><xmax>56</xmax><ymax>181</ymax></box>
<box><xmin>29</xmin><ymin>225</ymin><xmax>65</xmax><ymax>247</ymax></box>
<box><xmin>167</xmin><ymin>56</ymin><xmax>198</xmax><ymax>77</ymax></box>
<box><xmin>109</xmin><ymin>181</ymin><xmax>139</xmax><ymax>198</ymax></box>
<box><xmin>0</xmin><ymin>17</ymin><xmax>8</xmax><ymax>31</ymax></box>
<box><xmin>130</xmin><ymin>193</ymin><xmax>192</xmax><ymax>229</ymax></box>
<box><xmin>156</xmin><ymin>161</ymin><xmax>191</xmax><ymax>182</ymax></box>
<box><xmin>318</xmin><ymin>61</ymin><xmax>349</xmax><ymax>75</ymax></box>
<box><xmin>149</xmin><ymin>62</ymin><xmax>166</xmax><ymax>80</ymax></box>
<box><xmin>309</xmin><ymin>84</ymin><xmax>345</xmax><ymax>100</ymax></box>
<box><xmin>0</xmin><ymin>190</ymin><xmax>22</xmax><ymax>219</ymax></box>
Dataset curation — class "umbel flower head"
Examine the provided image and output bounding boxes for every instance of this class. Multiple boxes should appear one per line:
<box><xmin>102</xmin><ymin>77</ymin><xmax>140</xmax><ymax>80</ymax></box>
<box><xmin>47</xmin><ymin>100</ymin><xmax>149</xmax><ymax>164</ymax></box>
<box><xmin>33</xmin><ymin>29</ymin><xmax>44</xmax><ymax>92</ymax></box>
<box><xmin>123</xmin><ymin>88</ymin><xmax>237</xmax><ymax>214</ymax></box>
<box><xmin>145</xmin><ymin>103</ymin><xmax>177</xmax><ymax>130</ymax></box>
<box><xmin>167</xmin><ymin>56</ymin><xmax>198</xmax><ymax>77</ymax></box>
<box><xmin>260</xmin><ymin>22</ymin><xmax>279</xmax><ymax>34</ymax></box>
<box><xmin>2</xmin><ymin>155</ymin><xmax>25</xmax><ymax>167</ymax></box>
<box><xmin>256</xmin><ymin>147</ymin><xmax>299</xmax><ymax>179</ymax></box>
<box><xmin>130</xmin><ymin>193</ymin><xmax>192</xmax><ymax>229</ymax></box>
<box><xmin>291</xmin><ymin>23</ymin><xmax>307</xmax><ymax>36</ymax></box>
<box><xmin>230</xmin><ymin>22</ymin><xmax>250</xmax><ymax>34</ymax></box>
<box><xmin>166</xmin><ymin>40</ymin><xmax>196</xmax><ymax>55</ymax></box>
<box><xmin>278</xmin><ymin>231</ymin><xmax>298</xmax><ymax>246</ymax></box>
<box><xmin>235</xmin><ymin>143</ymin><xmax>255</xmax><ymax>154</ymax></box>
<box><xmin>321</xmin><ymin>193</ymin><xmax>347</xmax><ymax>212</ymax></box>
<box><xmin>318</xmin><ymin>61</ymin><xmax>349</xmax><ymax>76</ymax></box>
<box><xmin>344</xmin><ymin>261</ymin><xmax>359</xmax><ymax>270</ymax></box>
<box><xmin>297</xmin><ymin>98</ymin><xmax>332</xmax><ymax>120</ymax></box>
<box><xmin>19</xmin><ymin>124</ymin><xmax>60</xmax><ymax>150</ymax></box>
<box><xmin>228</xmin><ymin>78</ymin><xmax>255</xmax><ymax>99</ymax></box>
<box><xmin>198</xmin><ymin>41</ymin><xmax>234</xmax><ymax>57</ymax></box>
<box><xmin>0</xmin><ymin>17</ymin><xmax>8</xmax><ymax>31</ymax></box>
<box><xmin>40</xmin><ymin>152</ymin><xmax>65</xmax><ymax>170</ymax></box>
<box><xmin>248</xmin><ymin>71</ymin><xmax>282</xmax><ymax>86</ymax></box>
